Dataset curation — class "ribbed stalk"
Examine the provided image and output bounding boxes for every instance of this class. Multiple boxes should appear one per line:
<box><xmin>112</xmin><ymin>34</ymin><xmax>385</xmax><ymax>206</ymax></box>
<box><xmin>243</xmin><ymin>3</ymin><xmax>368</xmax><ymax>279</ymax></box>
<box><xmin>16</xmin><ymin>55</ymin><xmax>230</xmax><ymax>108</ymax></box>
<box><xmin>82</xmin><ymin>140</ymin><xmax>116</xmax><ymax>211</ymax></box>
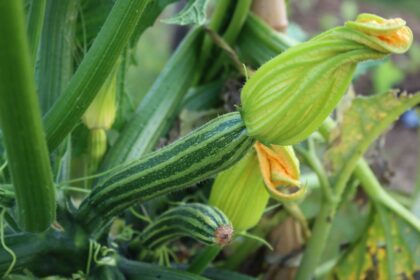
<box><xmin>101</xmin><ymin>28</ymin><xmax>203</xmax><ymax>168</ymax></box>
<box><xmin>187</xmin><ymin>246</ymin><xmax>222</xmax><ymax>274</ymax></box>
<box><xmin>237</xmin><ymin>14</ymin><xmax>298</xmax><ymax>66</ymax></box>
<box><xmin>204</xmin><ymin>0</ymin><xmax>253</xmax><ymax>81</ymax></box>
<box><xmin>43</xmin><ymin>0</ymin><xmax>150</xmax><ymax>150</ymax></box>
<box><xmin>36</xmin><ymin>0</ymin><xmax>78</xmax><ymax>113</ymax></box>
<box><xmin>25</xmin><ymin>0</ymin><xmax>46</xmax><ymax>59</ymax></box>
<box><xmin>0</xmin><ymin>0</ymin><xmax>56</xmax><ymax>232</ymax></box>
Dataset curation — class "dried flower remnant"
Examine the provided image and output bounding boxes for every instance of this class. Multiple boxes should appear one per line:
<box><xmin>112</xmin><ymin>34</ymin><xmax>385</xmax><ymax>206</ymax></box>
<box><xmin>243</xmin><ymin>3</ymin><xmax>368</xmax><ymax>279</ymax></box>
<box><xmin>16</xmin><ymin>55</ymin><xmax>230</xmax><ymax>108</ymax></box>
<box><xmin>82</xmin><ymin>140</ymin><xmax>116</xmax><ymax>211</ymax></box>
<box><xmin>214</xmin><ymin>224</ymin><xmax>234</xmax><ymax>246</ymax></box>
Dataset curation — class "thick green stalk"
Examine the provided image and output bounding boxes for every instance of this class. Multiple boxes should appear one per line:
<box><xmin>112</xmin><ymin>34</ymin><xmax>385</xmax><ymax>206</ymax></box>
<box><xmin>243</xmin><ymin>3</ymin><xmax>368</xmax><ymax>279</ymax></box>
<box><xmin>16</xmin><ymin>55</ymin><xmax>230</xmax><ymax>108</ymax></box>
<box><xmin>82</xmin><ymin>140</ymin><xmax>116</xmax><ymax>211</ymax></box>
<box><xmin>237</xmin><ymin>13</ymin><xmax>298</xmax><ymax>66</ymax></box>
<box><xmin>0</xmin><ymin>0</ymin><xmax>55</xmax><ymax>232</ymax></box>
<box><xmin>43</xmin><ymin>0</ymin><xmax>150</xmax><ymax>150</ymax></box>
<box><xmin>25</xmin><ymin>0</ymin><xmax>46</xmax><ymax>59</ymax></box>
<box><xmin>36</xmin><ymin>0</ymin><xmax>77</xmax><ymax>113</ymax></box>
<box><xmin>355</xmin><ymin>160</ymin><xmax>420</xmax><ymax>231</ymax></box>
<box><xmin>101</xmin><ymin>28</ymin><xmax>203</xmax><ymax>168</ymax></box>
<box><xmin>187</xmin><ymin>245</ymin><xmax>221</xmax><ymax>274</ymax></box>
<box><xmin>204</xmin><ymin>0</ymin><xmax>253</xmax><ymax>82</ymax></box>
<box><xmin>197</xmin><ymin>0</ymin><xmax>233</xmax><ymax>78</ymax></box>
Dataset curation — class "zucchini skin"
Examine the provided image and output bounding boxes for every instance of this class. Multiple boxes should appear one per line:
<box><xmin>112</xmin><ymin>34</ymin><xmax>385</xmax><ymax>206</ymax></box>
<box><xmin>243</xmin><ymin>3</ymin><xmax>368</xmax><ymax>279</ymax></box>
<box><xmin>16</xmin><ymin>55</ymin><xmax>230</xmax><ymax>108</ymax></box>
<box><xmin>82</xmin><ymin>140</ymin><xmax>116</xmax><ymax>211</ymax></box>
<box><xmin>77</xmin><ymin>112</ymin><xmax>252</xmax><ymax>232</ymax></box>
<box><xmin>140</xmin><ymin>203</ymin><xmax>232</xmax><ymax>250</ymax></box>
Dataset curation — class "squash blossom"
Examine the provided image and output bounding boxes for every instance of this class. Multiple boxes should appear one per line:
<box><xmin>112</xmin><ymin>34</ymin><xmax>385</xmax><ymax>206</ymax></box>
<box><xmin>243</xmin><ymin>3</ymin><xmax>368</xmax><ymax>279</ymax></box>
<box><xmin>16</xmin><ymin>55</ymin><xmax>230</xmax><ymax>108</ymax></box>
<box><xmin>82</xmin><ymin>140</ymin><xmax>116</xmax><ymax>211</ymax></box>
<box><xmin>254</xmin><ymin>142</ymin><xmax>303</xmax><ymax>201</ymax></box>
<box><xmin>241</xmin><ymin>13</ymin><xmax>413</xmax><ymax>145</ymax></box>
<box><xmin>209</xmin><ymin>143</ymin><xmax>302</xmax><ymax>231</ymax></box>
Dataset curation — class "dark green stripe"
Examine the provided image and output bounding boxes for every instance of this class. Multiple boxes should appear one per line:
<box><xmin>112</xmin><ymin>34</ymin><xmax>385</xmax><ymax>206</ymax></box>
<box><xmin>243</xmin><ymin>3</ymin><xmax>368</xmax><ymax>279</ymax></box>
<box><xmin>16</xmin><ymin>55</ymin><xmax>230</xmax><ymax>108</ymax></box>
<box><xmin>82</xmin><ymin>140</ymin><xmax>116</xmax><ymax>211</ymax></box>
<box><xmin>98</xmin><ymin>113</ymin><xmax>243</xmax><ymax>188</ymax></box>
<box><xmin>139</xmin><ymin>204</ymin><xmax>230</xmax><ymax>249</ymax></box>
<box><xmin>86</xmin><ymin>137</ymin><xmax>250</xmax><ymax>222</ymax></box>
<box><xmin>189</xmin><ymin>204</ymin><xmax>224</xmax><ymax>226</ymax></box>
<box><xmin>142</xmin><ymin>212</ymin><xmax>216</xmax><ymax>237</ymax></box>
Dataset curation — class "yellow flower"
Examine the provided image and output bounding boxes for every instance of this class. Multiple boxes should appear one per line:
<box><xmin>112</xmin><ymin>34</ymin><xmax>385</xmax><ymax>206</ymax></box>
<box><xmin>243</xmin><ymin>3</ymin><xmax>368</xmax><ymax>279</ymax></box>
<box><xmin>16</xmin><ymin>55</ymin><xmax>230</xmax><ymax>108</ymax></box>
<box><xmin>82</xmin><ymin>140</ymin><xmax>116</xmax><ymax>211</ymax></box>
<box><xmin>254</xmin><ymin>142</ymin><xmax>304</xmax><ymax>202</ymax></box>
<box><xmin>209</xmin><ymin>142</ymin><xmax>304</xmax><ymax>231</ymax></box>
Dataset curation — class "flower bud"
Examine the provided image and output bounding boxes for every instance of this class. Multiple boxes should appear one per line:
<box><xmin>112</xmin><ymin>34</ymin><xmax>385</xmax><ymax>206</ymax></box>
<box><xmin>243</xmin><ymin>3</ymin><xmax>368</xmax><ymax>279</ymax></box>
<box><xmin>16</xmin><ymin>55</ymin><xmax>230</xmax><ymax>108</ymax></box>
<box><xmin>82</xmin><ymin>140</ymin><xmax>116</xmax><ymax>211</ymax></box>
<box><xmin>241</xmin><ymin>13</ymin><xmax>412</xmax><ymax>145</ymax></box>
<box><xmin>209</xmin><ymin>149</ymin><xmax>269</xmax><ymax>231</ymax></box>
<box><xmin>88</xmin><ymin>129</ymin><xmax>107</xmax><ymax>169</ymax></box>
<box><xmin>82</xmin><ymin>71</ymin><xmax>117</xmax><ymax>130</ymax></box>
<box><xmin>254</xmin><ymin>142</ymin><xmax>304</xmax><ymax>202</ymax></box>
<box><xmin>82</xmin><ymin>69</ymin><xmax>117</xmax><ymax>174</ymax></box>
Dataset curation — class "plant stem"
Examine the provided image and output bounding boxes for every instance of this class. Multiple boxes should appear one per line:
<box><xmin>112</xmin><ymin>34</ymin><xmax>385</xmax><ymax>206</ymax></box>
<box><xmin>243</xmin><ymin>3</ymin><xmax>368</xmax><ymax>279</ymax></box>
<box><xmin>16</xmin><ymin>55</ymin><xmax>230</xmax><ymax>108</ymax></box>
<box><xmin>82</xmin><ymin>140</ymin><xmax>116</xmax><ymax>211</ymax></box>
<box><xmin>198</xmin><ymin>0</ymin><xmax>234</xmax><ymax>73</ymax></box>
<box><xmin>187</xmin><ymin>245</ymin><xmax>221</xmax><ymax>274</ymax></box>
<box><xmin>0</xmin><ymin>0</ymin><xmax>56</xmax><ymax>232</ymax></box>
<box><xmin>101</xmin><ymin>28</ymin><xmax>203</xmax><ymax>168</ymax></box>
<box><xmin>355</xmin><ymin>160</ymin><xmax>420</xmax><ymax>231</ymax></box>
<box><xmin>43</xmin><ymin>0</ymin><xmax>150</xmax><ymax>150</ymax></box>
<box><xmin>296</xmin><ymin>200</ymin><xmax>335</xmax><ymax>280</ymax></box>
<box><xmin>36</xmin><ymin>0</ymin><xmax>77</xmax><ymax>113</ymax></box>
<box><xmin>204</xmin><ymin>0</ymin><xmax>253</xmax><ymax>81</ymax></box>
<box><xmin>0</xmin><ymin>209</ymin><xmax>15</xmax><ymax>277</ymax></box>
<box><xmin>26</xmin><ymin>0</ymin><xmax>46</xmax><ymax>60</ymax></box>
<box><xmin>295</xmin><ymin>143</ymin><xmax>335</xmax><ymax>203</ymax></box>
<box><xmin>296</xmin><ymin>118</ymin><xmax>420</xmax><ymax>279</ymax></box>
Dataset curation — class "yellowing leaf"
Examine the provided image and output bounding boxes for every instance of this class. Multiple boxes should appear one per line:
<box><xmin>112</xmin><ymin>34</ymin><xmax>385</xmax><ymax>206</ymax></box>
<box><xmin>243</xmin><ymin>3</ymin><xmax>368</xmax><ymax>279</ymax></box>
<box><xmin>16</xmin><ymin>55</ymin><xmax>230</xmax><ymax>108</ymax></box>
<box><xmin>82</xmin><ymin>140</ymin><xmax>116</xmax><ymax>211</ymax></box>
<box><xmin>326</xmin><ymin>90</ymin><xmax>420</xmax><ymax>182</ymax></box>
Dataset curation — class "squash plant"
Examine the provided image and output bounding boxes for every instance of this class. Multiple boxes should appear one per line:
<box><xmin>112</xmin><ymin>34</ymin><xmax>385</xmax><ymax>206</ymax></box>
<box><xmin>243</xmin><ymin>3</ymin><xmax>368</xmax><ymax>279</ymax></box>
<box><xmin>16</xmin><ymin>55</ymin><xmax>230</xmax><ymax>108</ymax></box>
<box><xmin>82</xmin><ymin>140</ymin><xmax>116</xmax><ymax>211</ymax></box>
<box><xmin>0</xmin><ymin>0</ymin><xmax>419</xmax><ymax>279</ymax></box>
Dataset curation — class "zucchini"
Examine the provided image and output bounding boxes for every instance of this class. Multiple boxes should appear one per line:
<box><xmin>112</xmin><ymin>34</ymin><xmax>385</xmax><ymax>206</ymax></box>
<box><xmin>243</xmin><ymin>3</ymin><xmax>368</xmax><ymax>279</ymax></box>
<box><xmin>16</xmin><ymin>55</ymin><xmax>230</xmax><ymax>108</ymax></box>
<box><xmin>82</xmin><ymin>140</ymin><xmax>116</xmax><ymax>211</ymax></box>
<box><xmin>140</xmin><ymin>203</ymin><xmax>233</xmax><ymax>250</ymax></box>
<box><xmin>77</xmin><ymin>112</ymin><xmax>253</xmax><ymax>233</ymax></box>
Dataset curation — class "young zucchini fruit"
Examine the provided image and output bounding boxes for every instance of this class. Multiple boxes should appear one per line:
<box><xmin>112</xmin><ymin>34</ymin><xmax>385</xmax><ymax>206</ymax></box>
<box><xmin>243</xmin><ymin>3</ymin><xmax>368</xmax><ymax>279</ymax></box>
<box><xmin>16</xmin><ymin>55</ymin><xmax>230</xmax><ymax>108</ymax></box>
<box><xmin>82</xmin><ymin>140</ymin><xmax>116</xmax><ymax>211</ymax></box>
<box><xmin>77</xmin><ymin>112</ymin><xmax>253</xmax><ymax>233</ymax></box>
<box><xmin>209</xmin><ymin>149</ymin><xmax>269</xmax><ymax>231</ymax></box>
<box><xmin>140</xmin><ymin>203</ymin><xmax>233</xmax><ymax>250</ymax></box>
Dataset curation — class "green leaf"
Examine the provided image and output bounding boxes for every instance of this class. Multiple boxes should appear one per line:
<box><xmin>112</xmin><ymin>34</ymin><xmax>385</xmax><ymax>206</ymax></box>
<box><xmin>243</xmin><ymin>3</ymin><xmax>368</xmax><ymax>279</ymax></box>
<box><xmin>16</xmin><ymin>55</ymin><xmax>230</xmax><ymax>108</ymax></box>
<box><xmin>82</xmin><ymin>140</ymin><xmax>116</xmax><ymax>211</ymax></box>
<box><xmin>162</xmin><ymin>0</ymin><xmax>209</xmax><ymax>26</ymax></box>
<box><xmin>326</xmin><ymin>90</ymin><xmax>420</xmax><ymax>184</ymax></box>
<box><xmin>333</xmin><ymin>209</ymin><xmax>417</xmax><ymax>279</ymax></box>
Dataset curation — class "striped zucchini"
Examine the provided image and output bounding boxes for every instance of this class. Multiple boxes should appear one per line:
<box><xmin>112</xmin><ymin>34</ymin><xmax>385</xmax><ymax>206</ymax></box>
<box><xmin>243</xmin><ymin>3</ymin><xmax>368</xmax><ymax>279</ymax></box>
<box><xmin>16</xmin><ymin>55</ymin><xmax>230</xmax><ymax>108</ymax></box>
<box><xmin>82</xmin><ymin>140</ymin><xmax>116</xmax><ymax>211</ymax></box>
<box><xmin>77</xmin><ymin>112</ymin><xmax>253</xmax><ymax>233</ymax></box>
<box><xmin>140</xmin><ymin>203</ymin><xmax>233</xmax><ymax>250</ymax></box>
